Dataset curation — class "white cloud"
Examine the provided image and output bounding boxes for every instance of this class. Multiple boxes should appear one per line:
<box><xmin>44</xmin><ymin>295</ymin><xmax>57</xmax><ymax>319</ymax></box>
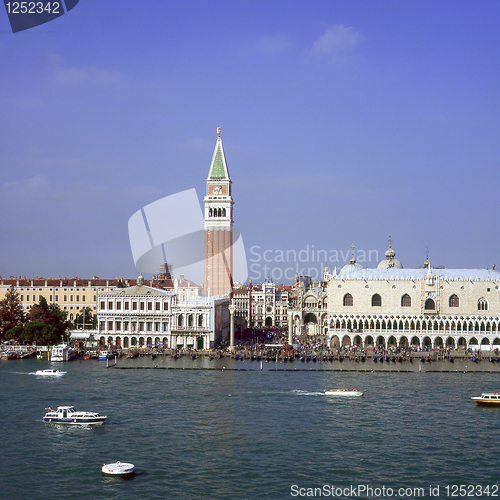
<box><xmin>310</xmin><ymin>24</ymin><xmax>364</xmax><ymax>58</ymax></box>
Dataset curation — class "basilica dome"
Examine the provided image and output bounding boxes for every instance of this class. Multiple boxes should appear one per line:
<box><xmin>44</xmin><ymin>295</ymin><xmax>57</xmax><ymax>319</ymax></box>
<box><xmin>377</xmin><ymin>244</ymin><xmax>403</xmax><ymax>270</ymax></box>
<box><xmin>339</xmin><ymin>255</ymin><xmax>363</xmax><ymax>276</ymax></box>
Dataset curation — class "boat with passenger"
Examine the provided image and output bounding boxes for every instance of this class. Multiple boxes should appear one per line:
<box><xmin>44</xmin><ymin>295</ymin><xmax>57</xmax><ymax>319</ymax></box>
<box><xmin>36</xmin><ymin>369</ymin><xmax>67</xmax><ymax>376</ymax></box>
<box><xmin>471</xmin><ymin>392</ymin><xmax>500</xmax><ymax>406</ymax></box>
<box><xmin>324</xmin><ymin>389</ymin><xmax>364</xmax><ymax>397</ymax></box>
<box><xmin>102</xmin><ymin>461</ymin><xmax>135</xmax><ymax>476</ymax></box>
<box><xmin>43</xmin><ymin>406</ymin><xmax>107</xmax><ymax>424</ymax></box>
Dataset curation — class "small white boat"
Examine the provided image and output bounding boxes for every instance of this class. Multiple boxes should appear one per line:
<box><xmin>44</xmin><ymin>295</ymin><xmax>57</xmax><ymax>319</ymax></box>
<box><xmin>36</xmin><ymin>369</ymin><xmax>67</xmax><ymax>376</ymax></box>
<box><xmin>43</xmin><ymin>406</ymin><xmax>107</xmax><ymax>424</ymax></box>
<box><xmin>102</xmin><ymin>461</ymin><xmax>135</xmax><ymax>476</ymax></box>
<box><xmin>471</xmin><ymin>392</ymin><xmax>500</xmax><ymax>406</ymax></box>
<box><xmin>324</xmin><ymin>389</ymin><xmax>364</xmax><ymax>397</ymax></box>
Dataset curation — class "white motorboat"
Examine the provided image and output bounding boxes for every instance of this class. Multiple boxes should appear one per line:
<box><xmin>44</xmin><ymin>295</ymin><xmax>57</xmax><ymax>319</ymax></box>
<box><xmin>35</xmin><ymin>369</ymin><xmax>67</xmax><ymax>376</ymax></box>
<box><xmin>99</xmin><ymin>350</ymin><xmax>116</xmax><ymax>360</ymax></box>
<box><xmin>43</xmin><ymin>406</ymin><xmax>107</xmax><ymax>424</ymax></box>
<box><xmin>324</xmin><ymin>389</ymin><xmax>364</xmax><ymax>397</ymax></box>
<box><xmin>471</xmin><ymin>392</ymin><xmax>500</xmax><ymax>406</ymax></box>
<box><xmin>50</xmin><ymin>344</ymin><xmax>78</xmax><ymax>362</ymax></box>
<box><xmin>102</xmin><ymin>461</ymin><xmax>135</xmax><ymax>476</ymax></box>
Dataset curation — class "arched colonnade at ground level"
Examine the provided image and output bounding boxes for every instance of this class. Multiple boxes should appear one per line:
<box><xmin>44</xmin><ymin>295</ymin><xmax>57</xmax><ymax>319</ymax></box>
<box><xmin>328</xmin><ymin>314</ymin><xmax>500</xmax><ymax>349</ymax></box>
<box><xmin>99</xmin><ymin>334</ymin><xmax>210</xmax><ymax>350</ymax></box>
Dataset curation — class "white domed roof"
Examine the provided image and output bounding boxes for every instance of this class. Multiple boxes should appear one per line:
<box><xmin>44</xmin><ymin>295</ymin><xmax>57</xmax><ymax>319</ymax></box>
<box><xmin>377</xmin><ymin>245</ymin><xmax>403</xmax><ymax>269</ymax></box>
<box><xmin>339</xmin><ymin>256</ymin><xmax>363</xmax><ymax>276</ymax></box>
<box><xmin>377</xmin><ymin>258</ymin><xmax>403</xmax><ymax>270</ymax></box>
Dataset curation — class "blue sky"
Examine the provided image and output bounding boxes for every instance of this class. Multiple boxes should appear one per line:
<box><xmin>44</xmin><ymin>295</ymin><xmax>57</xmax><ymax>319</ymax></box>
<box><xmin>1</xmin><ymin>1</ymin><xmax>499</xmax><ymax>283</ymax></box>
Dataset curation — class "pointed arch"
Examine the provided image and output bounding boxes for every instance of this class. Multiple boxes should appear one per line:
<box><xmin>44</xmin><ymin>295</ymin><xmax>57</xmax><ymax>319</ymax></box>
<box><xmin>343</xmin><ymin>293</ymin><xmax>353</xmax><ymax>306</ymax></box>
<box><xmin>372</xmin><ymin>293</ymin><xmax>382</xmax><ymax>307</ymax></box>
<box><xmin>478</xmin><ymin>298</ymin><xmax>488</xmax><ymax>311</ymax></box>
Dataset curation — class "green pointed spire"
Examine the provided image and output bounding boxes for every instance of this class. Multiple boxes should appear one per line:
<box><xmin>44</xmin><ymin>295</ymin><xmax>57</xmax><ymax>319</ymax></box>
<box><xmin>210</xmin><ymin>143</ymin><xmax>226</xmax><ymax>179</ymax></box>
<box><xmin>207</xmin><ymin>128</ymin><xmax>230</xmax><ymax>180</ymax></box>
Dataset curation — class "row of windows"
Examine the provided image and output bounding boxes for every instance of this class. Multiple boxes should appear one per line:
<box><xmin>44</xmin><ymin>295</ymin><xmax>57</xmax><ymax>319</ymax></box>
<box><xmin>208</xmin><ymin>207</ymin><xmax>226</xmax><ymax>217</ymax></box>
<box><xmin>342</xmin><ymin>293</ymin><xmax>488</xmax><ymax>311</ymax></box>
<box><xmin>100</xmin><ymin>301</ymin><xmax>169</xmax><ymax>311</ymax></box>
<box><xmin>21</xmin><ymin>294</ymin><xmax>94</xmax><ymax>302</ymax></box>
<box><xmin>100</xmin><ymin>321</ymin><xmax>169</xmax><ymax>332</ymax></box>
<box><xmin>177</xmin><ymin>314</ymin><xmax>205</xmax><ymax>327</ymax></box>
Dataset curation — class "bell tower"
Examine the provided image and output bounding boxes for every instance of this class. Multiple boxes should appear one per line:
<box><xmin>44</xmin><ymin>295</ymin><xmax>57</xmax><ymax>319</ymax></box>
<box><xmin>203</xmin><ymin>128</ymin><xmax>233</xmax><ymax>296</ymax></box>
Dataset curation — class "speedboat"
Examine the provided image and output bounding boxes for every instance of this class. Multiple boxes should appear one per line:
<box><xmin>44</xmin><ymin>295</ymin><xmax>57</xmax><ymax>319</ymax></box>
<box><xmin>324</xmin><ymin>389</ymin><xmax>364</xmax><ymax>397</ymax></box>
<box><xmin>43</xmin><ymin>406</ymin><xmax>107</xmax><ymax>424</ymax></box>
<box><xmin>102</xmin><ymin>461</ymin><xmax>135</xmax><ymax>476</ymax></box>
<box><xmin>36</xmin><ymin>369</ymin><xmax>67</xmax><ymax>376</ymax></box>
<box><xmin>471</xmin><ymin>393</ymin><xmax>500</xmax><ymax>406</ymax></box>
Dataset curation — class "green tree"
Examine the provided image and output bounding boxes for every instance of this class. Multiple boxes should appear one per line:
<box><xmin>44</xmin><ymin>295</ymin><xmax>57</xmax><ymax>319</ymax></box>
<box><xmin>24</xmin><ymin>297</ymin><xmax>71</xmax><ymax>344</ymax></box>
<box><xmin>0</xmin><ymin>286</ymin><xmax>25</xmax><ymax>340</ymax></box>
<box><xmin>73</xmin><ymin>307</ymin><xmax>97</xmax><ymax>330</ymax></box>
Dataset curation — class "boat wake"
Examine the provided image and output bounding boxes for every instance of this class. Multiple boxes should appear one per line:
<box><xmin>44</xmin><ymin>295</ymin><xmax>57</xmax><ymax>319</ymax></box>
<box><xmin>291</xmin><ymin>389</ymin><xmax>324</xmax><ymax>396</ymax></box>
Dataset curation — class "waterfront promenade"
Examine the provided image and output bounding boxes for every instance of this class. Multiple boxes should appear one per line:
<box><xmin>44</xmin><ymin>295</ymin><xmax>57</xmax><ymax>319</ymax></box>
<box><xmin>2</xmin><ymin>343</ymin><xmax>499</xmax><ymax>371</ymax></box>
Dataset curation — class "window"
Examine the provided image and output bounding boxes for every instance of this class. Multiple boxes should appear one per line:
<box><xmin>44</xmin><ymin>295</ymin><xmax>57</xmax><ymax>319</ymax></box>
<box><xmin>155</xmin><ymin>302</ymin><xmax>160</xmax><ymax>311</ymax></box>
<box><xmin>124</xmin><ymin>322</ymin><xmax>129</xmax><ymax>331</ymax></box>
<box><xmin>100</xmin><ymin>301</ymin><xmax>105</xmax><ymax>310</ymax></box>
<box><xmin>372</xmin><ymin>294</ymin><xmax>382</xmax><ymax>307</ymax></box>
<box><xmin>82</xmin><ymin>295</ymin><xmax>86</xmax><ymax>302</ymax></box>
<box><xmin>425</xmin><ymin>298</ymin><xmax>435</xmax><ymax>310</ymax></box>
<box><xmin>139</xmin><ymin>322</ymin><xmax>144</xmax><ymax>331</ymax></box>
<box><xmin>100</xmin><ymin>321</ymin><xmax>105</xmax><ymax>331</ymax></box>
<box><xmin>64</xmin><ymin>295</ymin><xmax>67</xmax><ymax>302</ymax></box>
<box><xmin>70</xmin><ymin>295</ymin><xmax>73</xmax><ymax>302</ymax></box>
<box><xmin>107</xmin><ymin>321</ymin><xmax>113</xmax><ymax>330</ymax></box>
<box><xmin>116</xmin><ymin>302</ymin><xmax>121</xmax><ymax>310</ymax></box>
<box><xmin>115</xmin><ymin>321</ymin><xmax>121</xmax><ymax>331</ymax></box>
<box><xmin>401</xmin><ymin>294</ymin><xmax>411</xmax><ymax>307</ymax></box>
<box><xmin>55</xmin><ymin>295</ymin><xmax>59</xmax><ymax>301</ymax></box>
<box><xmin>124</xmin><ymin>302</ymin><xmax>130</xmax><ymax>310</ymax></box>
<box><xmin>155</xmin><ymin>322</ymin><xmax>160</xmax><ymax>332</ymax></box>
<box><xmin>147</xmin><ymin>302</ymin><xmax>152</xmax><ymax>311</ymax></box>
<box><xmin>449</xmin><ymin>294</ymin><xmax>459</xmax><ymax>307</ymax></box>
<box><xmin>478</xmin><ymin>298</ymin><xmax>488</xmax><ymax>311</ymax></box>
<box><xmin>108</xmin><ymin>301</ymin><xmax>113</xmax><ymax>310</ymax></box>
<box><xmin>343</xmin><ymin>293</ymin><xmax>353</xmax><ymax>306</ymax></box>
<box><xmin>147</xmin><ymin>322</ymin><xmax>152</xmax><ymax>331</ymax></box>
<box><xmin>164</xmin><ymin>303</ymin><xmax>169</xmax><ymax>310</ymax></box>
<box><xmin>140</xmin><ymin>302</ymin><xmax>145</xmax><ymax>311</ymax></box>
<box><xmin>76</xmin><ymin>295</ymin><xmax>79</xmax><ymax>302</ymax></box>
<box><xmin>132</xmin><ymin>302</ymin><xmax>138</xmax><ymax>310</ymax></box>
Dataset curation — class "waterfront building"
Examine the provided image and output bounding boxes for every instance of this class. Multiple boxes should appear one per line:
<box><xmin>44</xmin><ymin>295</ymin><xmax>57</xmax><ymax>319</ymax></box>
<box><xmin>204</xmin><ymin>128</ymin><xmax>233</xmax><ymax>297</ymax></box>
<box><xmin>325</xmin><ymin>244</ymin><xmax>500</xmax><ymax>350</ymax></box>
<box><xmin>0</xmin><ymin>276</ymin><xmax>123</xmax><ymax>322</ymax></box>
<box><xmin>288</xmin><ymin>273</ymin><xmax>328</xmax><ymax>343</ymax></box>
<box><xmin>232</xmin><ymin>279</ymin><xmax>292</xmax><ymax>330</ymax></box>
<box><xmin>95</xmin><ymin>275</ymin><xmax>229</xmax><ymax>349</ymax></box>
<box><xmin>0</xmin><ymin>274</ymin><xmax>201</xmax><ymax>325</ymax></box>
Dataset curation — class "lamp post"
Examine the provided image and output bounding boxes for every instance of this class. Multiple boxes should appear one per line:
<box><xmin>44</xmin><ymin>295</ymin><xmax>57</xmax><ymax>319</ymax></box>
<box><xmin>229</xmin><ymin>303</ymin><xmax>235</xmax><ymax>351</ymax></box>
